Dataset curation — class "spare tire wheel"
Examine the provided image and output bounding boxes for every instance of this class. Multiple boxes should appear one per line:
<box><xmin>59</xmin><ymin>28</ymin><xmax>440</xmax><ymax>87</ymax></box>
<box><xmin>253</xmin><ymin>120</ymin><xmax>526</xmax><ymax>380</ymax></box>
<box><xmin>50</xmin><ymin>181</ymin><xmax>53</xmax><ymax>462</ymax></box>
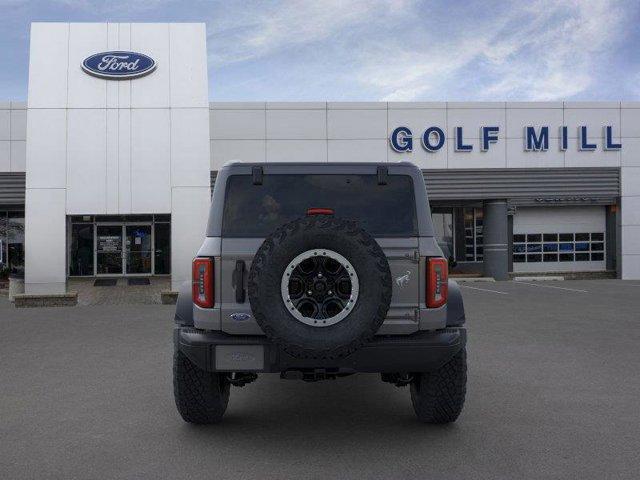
<box><xmin>247</xmin><ymin>215</ymin><xmax>392</xmax><ymax>359</ymax></box>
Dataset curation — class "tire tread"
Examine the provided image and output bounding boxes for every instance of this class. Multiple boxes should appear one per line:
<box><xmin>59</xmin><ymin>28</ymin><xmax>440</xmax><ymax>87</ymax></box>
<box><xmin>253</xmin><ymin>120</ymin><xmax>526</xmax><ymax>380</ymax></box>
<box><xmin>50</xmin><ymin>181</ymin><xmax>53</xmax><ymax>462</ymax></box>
<box><xmin>410</xmin><ymin>347</ymin><xmax>467</xmax><ymax>424</ymax></box>
<box><xmin>248</xmin><ymin>215</ymin><xmax>392</xmax><ymax>360</ymax></box>
<box><xmin>173</xmin><ymin>350</ymin><xmax>230</xmax><ymax>424</ymax></box>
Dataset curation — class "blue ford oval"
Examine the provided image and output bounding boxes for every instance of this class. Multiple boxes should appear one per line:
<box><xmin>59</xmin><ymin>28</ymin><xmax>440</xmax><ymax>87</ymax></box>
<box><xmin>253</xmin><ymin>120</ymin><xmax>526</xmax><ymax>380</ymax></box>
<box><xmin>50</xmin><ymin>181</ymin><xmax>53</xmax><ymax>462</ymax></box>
<box><xmin>82</xmin><ymin>51</ymin><xmax>156</xmax><ymax>79</ymax></box>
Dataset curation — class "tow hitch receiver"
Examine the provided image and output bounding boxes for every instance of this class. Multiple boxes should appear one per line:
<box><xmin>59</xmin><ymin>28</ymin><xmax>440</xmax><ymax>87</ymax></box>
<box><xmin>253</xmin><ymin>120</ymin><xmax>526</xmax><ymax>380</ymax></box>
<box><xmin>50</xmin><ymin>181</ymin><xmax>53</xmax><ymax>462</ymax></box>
<box><xmin>280</xmin><ymin>369</ymin><xmax>353</xmax><ymax>382</ymax></box>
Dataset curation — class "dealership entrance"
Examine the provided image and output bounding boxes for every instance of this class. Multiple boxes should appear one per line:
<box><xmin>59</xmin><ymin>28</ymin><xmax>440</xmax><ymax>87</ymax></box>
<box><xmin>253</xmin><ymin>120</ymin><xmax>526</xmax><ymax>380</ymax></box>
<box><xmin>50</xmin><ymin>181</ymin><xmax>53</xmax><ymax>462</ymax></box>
<box><xmin>68</xmin><ymin>215</ymin><xmax>171</xmax><ymax>278</ymax></box>
<box><xmin>95</xmin><ymin>224</ymin><xmax>152</xmax><ymax>275</ymax></box>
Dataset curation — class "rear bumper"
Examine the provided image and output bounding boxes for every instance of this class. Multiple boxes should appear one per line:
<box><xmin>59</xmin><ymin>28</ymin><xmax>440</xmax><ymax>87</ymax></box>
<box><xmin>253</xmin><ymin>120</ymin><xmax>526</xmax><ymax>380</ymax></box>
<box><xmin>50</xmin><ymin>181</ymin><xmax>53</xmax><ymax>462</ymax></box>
<box><xmin>175</xmin><ymin>327</ymin><xmax>466</xmax><ymax>374</ymax></box>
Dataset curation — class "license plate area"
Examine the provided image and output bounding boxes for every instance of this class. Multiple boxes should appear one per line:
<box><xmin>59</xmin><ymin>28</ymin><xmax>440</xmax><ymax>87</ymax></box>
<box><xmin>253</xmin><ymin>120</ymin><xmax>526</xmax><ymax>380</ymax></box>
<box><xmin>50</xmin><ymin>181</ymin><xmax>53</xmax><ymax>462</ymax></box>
<box><xmin>215</xmin><ymin>345</ymin><xmax>265</xmax><ymax>371</ymax></box>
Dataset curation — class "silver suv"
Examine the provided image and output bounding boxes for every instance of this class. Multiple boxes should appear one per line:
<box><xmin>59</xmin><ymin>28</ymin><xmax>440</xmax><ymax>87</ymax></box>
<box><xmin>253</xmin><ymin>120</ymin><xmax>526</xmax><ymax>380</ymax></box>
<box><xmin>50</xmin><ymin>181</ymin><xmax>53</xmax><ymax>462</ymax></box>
<box><xmin>173</xmin><ymin>162</ymin><xmax>467</xmax><ymax>424</ymax></box>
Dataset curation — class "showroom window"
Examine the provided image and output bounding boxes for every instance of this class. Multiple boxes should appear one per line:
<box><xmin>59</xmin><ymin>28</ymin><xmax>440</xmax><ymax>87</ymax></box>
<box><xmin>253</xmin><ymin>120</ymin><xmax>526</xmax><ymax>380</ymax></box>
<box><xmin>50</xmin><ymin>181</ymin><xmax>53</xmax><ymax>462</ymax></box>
<box><xmin>432</xmin><ymin>209</ymin><xmax>454</xmax><ymax>261</ymax></box>
<box><xmin>0</xmin><ymin>211</ymin><xmax>25</xmax><ymax>276</ymax></box>
<box><xmin>432</xmin><ymin>207</ymin><xmax>484</xmax><ymax>266</ymax></box>
<box><xmin>513</xmin><ymin>233</ymin><xmax>605</xmax><ymax>263</ymax></box>
<box><xmin>68</xmin><ymin>214</ymin><xmax>171</xmax><ymax>277</ymax></box>
<box><xmin>463</xmin><ymin>208</ymin><xmax>483</xmax><ymax>262</ymax></box>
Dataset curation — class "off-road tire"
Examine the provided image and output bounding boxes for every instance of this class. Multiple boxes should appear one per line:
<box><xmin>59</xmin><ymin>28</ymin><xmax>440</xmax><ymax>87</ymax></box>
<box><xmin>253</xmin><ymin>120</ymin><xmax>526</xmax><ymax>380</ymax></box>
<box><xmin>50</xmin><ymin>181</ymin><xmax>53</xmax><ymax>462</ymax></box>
<box><xmin>410</xmin><ymin>347</ymin><xmax>467</xmax><ymax>424</ymax></box>
<box><xmin>248</xmin><ymin>215</ymin><xmax>392</xmax><ymax>360</ymax></box>
<box><xmin>173</xmin><ymin>350</ymin><xmax>230</xmax><ymax>424</ymax></box>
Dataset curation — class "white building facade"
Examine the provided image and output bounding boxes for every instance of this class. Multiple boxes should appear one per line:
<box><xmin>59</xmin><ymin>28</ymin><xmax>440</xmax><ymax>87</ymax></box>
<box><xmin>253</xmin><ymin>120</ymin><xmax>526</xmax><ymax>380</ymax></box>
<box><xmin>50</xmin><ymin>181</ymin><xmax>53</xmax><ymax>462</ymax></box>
<box><xmin>1</xmin><ymin>22</ymin><xmax>639</xmax><ymax>294</ymax></box>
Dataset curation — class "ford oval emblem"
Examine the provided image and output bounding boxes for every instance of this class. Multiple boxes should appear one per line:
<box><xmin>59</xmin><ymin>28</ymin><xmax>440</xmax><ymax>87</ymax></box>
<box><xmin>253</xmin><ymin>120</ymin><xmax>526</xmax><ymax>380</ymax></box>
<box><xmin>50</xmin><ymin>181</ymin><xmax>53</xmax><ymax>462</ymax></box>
<box><xmin>82</xmin><ymin>51</ymin><xmax>156</xmax><ymax>80</ymax></box>
<box><xmin>230</xmin><ymin>312</ymin><xmax>251</xmax><ymax>322</ymax></box>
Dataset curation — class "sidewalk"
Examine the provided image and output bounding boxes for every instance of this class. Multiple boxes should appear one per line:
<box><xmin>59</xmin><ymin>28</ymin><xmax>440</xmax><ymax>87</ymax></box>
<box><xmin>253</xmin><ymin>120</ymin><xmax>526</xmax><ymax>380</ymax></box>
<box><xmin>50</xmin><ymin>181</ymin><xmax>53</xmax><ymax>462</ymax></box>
<box><xmin>68</xmin><ymin>277</ymin><xmax>171</xmax><ymax>306</ymax></box>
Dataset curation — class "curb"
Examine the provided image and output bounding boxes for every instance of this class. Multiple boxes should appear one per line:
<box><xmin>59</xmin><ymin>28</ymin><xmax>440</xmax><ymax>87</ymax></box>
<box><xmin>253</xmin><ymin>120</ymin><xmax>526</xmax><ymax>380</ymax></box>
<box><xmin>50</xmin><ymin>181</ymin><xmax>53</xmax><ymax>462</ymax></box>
<box><xmin>454</xmin><ymin>277</ymin><xmax>496</xmax><ymax>283</ymax></box>
<box><xmin>514</xmin><ymin>276</ymin><xmax>565</xmax><ymax>282</ymax></box>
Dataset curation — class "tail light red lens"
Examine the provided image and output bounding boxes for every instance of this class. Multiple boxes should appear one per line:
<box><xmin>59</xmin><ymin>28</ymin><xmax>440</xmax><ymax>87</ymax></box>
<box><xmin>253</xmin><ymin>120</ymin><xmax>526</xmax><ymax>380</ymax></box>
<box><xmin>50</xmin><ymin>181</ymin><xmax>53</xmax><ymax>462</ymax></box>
<box><xmin>427</xmin><ymin>257</ymin><xmax>448</xmax><ymax>308</ymax></box>
<box><xmin>192</xmin><ymin>257</ymin><xmax>214</xmax><ymax>308</ymax></box>
<box><xmin>307</xmin><ymin>207</ymin><xmax>335</xmax><ymax>216</ymax></box>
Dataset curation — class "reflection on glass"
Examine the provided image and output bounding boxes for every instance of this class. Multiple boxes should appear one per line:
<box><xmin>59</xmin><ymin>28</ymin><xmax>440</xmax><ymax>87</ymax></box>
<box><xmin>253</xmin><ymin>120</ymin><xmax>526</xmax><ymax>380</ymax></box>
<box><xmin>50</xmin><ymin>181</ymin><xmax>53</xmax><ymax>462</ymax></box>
<box><xmin>7</xmin><ymin>212</ymin><xmax>25</xmax><ymax>274</ymax></box>
<box><xmin>154</xmin><ymin>223</ymin><xmax>171</xmax><ymax>275</ymax></box>
<box><xmin>559</xmin><ymin>243</ymin><xmax>573</xmax><ymax>252</ymax></box>
<box><xmin>97</xmin><ymin>253</ymin><xmax>123</xmax><ymax>274</ymax></box>
<box><xmin>513</xmin><ymin>231</ymin><xmax>606</xmax><ymax>266</ymax></box>
<box><xmin>97</xmin><ymin>225</ymin><xmax>123</xmax><ymax>275</ymax></box>
<box><xmin>126</xmin><ymin>225</ymin><xmax>152</xmax><ymax>274</ymax></box>
<box><xmin>70</xmin><ymin>224</ymin><xmax>94</xmax><ymax>276</ymax></box>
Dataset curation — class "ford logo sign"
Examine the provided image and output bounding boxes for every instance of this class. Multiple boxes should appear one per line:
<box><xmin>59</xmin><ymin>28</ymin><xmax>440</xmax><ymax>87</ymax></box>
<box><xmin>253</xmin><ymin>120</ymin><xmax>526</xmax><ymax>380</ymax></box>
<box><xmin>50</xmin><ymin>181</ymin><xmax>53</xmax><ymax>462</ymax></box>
<box><xmin>82</xmin><ymin>51</ymin><xmax>156</xmax><ymax>80</ymax></box>
<box><xmin>230</xmin><ymin>312</ymin><xmax>251</xmax><ymax>322</ymax></box>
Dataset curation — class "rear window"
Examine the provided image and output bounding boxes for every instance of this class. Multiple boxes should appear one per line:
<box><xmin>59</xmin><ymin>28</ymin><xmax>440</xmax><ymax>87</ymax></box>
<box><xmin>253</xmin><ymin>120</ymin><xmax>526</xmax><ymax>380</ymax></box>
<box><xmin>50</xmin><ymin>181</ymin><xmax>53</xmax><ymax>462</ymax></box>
<box><xmin>222</xmin><ymin>174</ymin><xmax>417</xmax><ymax>237</ymax></box>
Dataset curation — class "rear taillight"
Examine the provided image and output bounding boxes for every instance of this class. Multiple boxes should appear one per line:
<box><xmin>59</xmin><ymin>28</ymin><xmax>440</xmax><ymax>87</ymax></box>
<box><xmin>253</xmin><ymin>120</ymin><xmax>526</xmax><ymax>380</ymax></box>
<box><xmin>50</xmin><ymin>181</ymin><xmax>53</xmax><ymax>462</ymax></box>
<box><xmin>307</xmin><ymin>207</ymin><xmax>335</xmax><ymax>216</ymax></box>
<box><xmin>426</xmin><ymin>257</ymin><xmax>448</xmax><ymax>308</ymax></box>
<box><xmin>192</xmin><ymin>257</ymin><xmax>214</xmax><ymax>308</ymax></box>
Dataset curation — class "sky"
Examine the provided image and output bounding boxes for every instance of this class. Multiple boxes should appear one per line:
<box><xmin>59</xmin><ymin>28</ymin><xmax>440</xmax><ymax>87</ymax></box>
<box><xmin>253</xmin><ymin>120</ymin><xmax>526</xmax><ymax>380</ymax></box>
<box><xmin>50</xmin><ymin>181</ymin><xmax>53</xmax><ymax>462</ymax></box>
<box><xmin>1</xmin><ymin>0</ymin><xmax>639</xmax><ymax>102</ymax></box>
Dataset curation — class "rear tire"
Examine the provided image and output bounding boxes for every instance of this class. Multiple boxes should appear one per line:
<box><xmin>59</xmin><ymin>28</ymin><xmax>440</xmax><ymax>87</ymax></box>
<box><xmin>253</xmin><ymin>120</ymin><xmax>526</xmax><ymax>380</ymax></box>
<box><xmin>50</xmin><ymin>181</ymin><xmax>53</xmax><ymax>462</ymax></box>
<box><xmin>410</xmin><ymin>347</ymin><xmax>467</xmax><ymax>424</ymax></box>
<box><xmin>173</xmin><ymin>350</ymin><xmax>230</xmax><ymax>424</ymax></box>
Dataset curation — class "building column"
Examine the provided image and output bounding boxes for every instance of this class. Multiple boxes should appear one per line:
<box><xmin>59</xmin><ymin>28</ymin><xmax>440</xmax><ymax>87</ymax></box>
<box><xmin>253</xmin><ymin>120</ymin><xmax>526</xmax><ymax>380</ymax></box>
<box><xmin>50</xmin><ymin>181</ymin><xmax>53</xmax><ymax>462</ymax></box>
<box><xmin>24</xmin><ymin>188</ymin><xmax>67</xmax><ymax>294</ymax></box>
<box><xmin>483</xmin><ymin>200</ymin><xmax>509</xmax><ymax>280</ymax></box>
<box><xmin>170</xmin><ymin>186</ymin><xmax>211</xmax><ymax>291</ymax></box>
<box><xmin>620</xmin><ymin>166</ymin><xmax>640</xmax><ymax>279</ymax></box>
<box><xmin>606</xmin><ymin>204</ymin><xmax>617</xmax><ymax>274</ymax></box>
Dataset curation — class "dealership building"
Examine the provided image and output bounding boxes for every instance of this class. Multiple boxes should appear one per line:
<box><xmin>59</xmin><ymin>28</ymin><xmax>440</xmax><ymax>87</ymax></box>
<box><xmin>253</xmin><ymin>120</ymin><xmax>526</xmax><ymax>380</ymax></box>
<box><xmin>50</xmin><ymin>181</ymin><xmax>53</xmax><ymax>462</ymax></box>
<box><xmin>1</xmin><ymin>22</ymin><xmax>640</xmax><ymax>296</ymax></box>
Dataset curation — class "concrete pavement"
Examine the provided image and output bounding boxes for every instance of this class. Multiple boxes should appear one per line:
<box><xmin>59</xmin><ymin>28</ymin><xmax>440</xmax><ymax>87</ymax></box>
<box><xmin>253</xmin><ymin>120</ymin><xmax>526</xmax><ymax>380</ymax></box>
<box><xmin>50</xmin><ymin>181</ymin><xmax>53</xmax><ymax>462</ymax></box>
<box><xmin>1</xmin><ymin>280</ymin><xmax>639</xmax><ymax>479</ymax></box>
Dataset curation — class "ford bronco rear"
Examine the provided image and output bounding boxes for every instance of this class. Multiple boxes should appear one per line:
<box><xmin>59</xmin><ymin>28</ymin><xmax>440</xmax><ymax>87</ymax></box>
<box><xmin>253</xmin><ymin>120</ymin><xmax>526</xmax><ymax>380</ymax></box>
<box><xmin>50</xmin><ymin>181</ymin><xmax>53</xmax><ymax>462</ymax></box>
<box><xmin>173</xmin><ymin>162</ymin><xmax>467</xmax><ymax>424</ymax></box>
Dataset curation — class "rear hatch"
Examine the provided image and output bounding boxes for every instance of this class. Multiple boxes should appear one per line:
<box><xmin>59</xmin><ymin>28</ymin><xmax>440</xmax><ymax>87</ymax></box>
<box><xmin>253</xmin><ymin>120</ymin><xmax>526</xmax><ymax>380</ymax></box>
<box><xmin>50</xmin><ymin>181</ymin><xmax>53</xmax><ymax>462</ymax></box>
<box><xmin>218</xmin><ymin>170</ymin><xmax>421</xmax><ymax>335</ymax></box>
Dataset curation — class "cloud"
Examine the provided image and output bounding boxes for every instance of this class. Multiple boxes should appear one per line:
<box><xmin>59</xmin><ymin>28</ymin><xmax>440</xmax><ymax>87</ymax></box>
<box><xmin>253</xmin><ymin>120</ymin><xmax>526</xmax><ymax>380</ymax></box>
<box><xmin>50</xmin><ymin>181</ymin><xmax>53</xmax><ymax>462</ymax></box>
<box><xmin>1</xmin><ymin>0</ymin><xmax>635</xmax><ymax>101</ymax></box>
<box><xmin>478</xmin><ymin>0</ymin><xmax>626</xmax><ymax>100</ymax></box>
<box><xmin>207</xmin><ymin>0</ymin><xmax>634</xmax><ymax>101</ymax></box>
<box><xmin>360</xmin><ymin>0</ymin><xmax>628</xmax><ymax>101</ymax></box>
<box><xmin>207</xmin><ymin>0</ymin><xmax>412</xmax><ymax>66</ymax></box>
<box><xmin>36</xmin><ymin>0</ymin><xmax>173</xmax><ymax>12</ymax></box>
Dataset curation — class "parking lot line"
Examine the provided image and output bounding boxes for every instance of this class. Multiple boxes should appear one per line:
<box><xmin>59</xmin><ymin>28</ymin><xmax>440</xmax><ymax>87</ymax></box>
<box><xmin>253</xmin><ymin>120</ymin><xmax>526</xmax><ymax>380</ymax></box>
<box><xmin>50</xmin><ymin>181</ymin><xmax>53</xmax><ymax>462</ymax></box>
<box><xmin>514</xmin><ymin>281</ymin><xmax>588</xmax><ymax>293</ymax></box>
<box><xmin>459</xmin><ymin>285</ymin><xmax>509</xmax><ymax>295</ymax></box>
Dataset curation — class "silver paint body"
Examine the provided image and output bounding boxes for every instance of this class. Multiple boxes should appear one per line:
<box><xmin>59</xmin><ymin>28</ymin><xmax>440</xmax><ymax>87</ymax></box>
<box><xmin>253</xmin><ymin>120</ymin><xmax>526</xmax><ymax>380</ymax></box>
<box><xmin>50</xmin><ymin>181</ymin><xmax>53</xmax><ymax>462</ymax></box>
<box><xmin>193</xmin><ymin>162</ymin><xmax>446</xmax><ymax>335</ymax></box>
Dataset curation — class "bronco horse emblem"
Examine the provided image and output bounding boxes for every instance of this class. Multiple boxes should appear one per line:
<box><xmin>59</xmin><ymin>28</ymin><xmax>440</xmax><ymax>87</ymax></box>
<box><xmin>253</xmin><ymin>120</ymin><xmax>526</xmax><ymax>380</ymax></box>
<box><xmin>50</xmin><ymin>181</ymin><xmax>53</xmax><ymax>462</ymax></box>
<box><xmin>395</xmin><ymin>270</ymin><xmax>411</xmax><ymax>288</ymax></box>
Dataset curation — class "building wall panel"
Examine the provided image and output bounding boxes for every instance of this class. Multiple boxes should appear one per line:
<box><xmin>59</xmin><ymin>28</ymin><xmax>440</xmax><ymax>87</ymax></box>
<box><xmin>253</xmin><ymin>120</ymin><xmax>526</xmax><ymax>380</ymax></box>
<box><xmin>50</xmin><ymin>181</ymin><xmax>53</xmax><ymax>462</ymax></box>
<box><xmin>67</xmin><ymin>23</ymin><xmax>108</xmax><ymax>109</ymax></box>
<box><xmin>66</xmin><ymin>109</ymin><xmax>107</xmax><ymax>214</ymax></box>
<box><xmin>27</xmin><ymin>23</ymin><xmax>68</xmax><ymax>108</ymax></box>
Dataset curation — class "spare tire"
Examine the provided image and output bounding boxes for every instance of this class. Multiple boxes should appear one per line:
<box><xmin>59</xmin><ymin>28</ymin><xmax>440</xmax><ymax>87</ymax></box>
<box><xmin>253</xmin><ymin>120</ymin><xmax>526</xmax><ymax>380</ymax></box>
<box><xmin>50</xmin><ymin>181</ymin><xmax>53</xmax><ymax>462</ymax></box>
<box><xmin>248</xmin><ymin>215</ymin><xmax>392</xmax><ymax>359</ymax></box>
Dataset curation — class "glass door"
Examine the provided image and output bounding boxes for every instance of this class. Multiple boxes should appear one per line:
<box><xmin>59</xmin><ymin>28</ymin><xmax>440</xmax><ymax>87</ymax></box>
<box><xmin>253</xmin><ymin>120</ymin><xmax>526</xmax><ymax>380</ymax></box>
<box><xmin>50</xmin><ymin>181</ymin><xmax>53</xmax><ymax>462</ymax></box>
<box><xmin>96</xmin><ymin>225</ymin><xmax>123</xmax><ymax>275</ymax></box>
<box><xmin>125</xmin><ymin>225</ymin><xmax>152</xmax><ymax>275</ymax></box>
<box><xmin>154</xmin><ymin>222</ymin><xmax>171</xmax><ymax>274</ymax></box>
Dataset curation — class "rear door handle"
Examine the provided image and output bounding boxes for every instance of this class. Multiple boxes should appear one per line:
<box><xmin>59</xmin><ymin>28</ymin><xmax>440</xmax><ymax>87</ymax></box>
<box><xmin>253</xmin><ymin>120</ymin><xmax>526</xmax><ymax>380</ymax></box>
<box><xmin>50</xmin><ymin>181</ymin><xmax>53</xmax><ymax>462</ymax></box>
<box><xmin>233</xmin><ymin>260</ymin><xmax>246</xmax><ymax>303</ymax></box>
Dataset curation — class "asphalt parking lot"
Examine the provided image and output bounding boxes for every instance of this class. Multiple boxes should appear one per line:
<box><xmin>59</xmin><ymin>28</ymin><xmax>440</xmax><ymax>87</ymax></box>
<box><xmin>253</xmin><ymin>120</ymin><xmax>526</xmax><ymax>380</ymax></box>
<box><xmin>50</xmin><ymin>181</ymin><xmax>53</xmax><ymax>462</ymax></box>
<box><xmin>1</xmin><ymin>279</ymin><xmax>639</xmax><ymax>480</ymax></box>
